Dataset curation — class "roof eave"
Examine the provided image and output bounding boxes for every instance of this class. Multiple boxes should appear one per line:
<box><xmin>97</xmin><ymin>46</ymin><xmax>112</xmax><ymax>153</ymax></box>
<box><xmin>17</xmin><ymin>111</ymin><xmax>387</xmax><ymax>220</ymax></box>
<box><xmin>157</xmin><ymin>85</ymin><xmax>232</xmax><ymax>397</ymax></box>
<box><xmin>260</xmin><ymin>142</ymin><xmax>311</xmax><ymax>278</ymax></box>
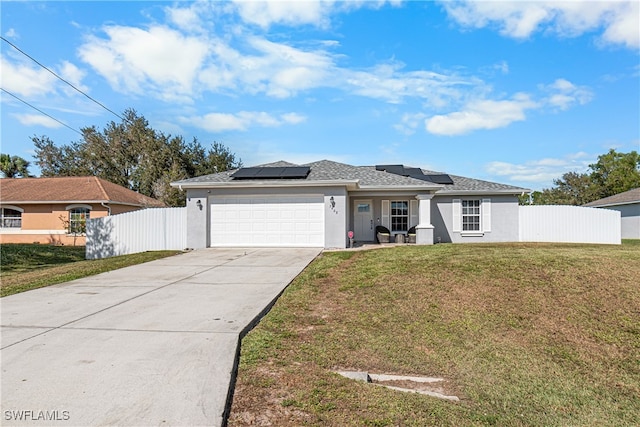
<box><xmin>0</xmin><ymin>200</ymin><xmax>160</xmax><ymax>207</ymax></box>
<box><xmin>436</xmin><ymin>188</ymin><xmax>530</xmax><ymax>196</ymax></box>
<box><xmin>356</xmin><ymin>184</ymin><xmax>443</xmax><ymax>192</ymax></box>
<box><xmin>171</xmin><ymin>179</ymin><xmax>361</xmax><ymax>190</ymax></box>
<box><xmin>585</xmin><ymin>200</ymin><xmax>640</xmax><ymax>208</ymax></box>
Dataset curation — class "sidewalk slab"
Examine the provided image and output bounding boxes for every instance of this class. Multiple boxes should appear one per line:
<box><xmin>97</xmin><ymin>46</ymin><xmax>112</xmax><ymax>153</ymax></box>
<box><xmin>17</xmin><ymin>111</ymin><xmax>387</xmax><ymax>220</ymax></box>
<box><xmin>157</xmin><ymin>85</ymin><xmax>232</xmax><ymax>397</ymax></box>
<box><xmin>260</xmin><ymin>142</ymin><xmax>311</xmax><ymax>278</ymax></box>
<box><xmin>1</xmin><ymin>286</ymin><xmax>156</xmax><ymax>331</ymax></box>
<box><xmin>66</xmin><ymin>282</ymin><xmax>291</xmax><ymax>334</ymax></box>
<box><xmin>184</xmin><ymin>265</ymin><xmax>305</xmax><ymax>285</ymax></box>
<box><xmin>225</xmin><ymin>247</ymin><xmax>322</xmax><ymax>268</ymax></box>
<box><xmin>1</xmin><ymin>326</ymin><xmax>53</xmax><ymax>348</ymax></box>
<box><xmin>70</xmin><ymin>264</ymin><xmax>214</xmax><ymax>283</ymax></box>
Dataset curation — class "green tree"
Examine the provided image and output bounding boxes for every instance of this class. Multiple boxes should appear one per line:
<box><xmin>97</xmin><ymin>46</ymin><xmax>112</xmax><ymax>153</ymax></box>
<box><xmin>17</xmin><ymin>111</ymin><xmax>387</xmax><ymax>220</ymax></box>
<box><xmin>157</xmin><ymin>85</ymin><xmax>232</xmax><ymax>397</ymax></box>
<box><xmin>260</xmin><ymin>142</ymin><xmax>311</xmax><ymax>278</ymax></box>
<box><xmin>589</xmin><ymin>149</ymin><xmax>640</xmax><ymax>198</ymax></box>
<box><xmin>32</xmin><ymin>109</ymin><xmax>242</xmax><ymax>206</ymax></box>
<box><xmin>529</xmin><ymin>149</ymin><xmax>640</xmax><ymax>206</ymax></box>
<box><xmin>0</xmin><ymin>154</ymin><xmax>32</xmax><ymax>178</ymax></box>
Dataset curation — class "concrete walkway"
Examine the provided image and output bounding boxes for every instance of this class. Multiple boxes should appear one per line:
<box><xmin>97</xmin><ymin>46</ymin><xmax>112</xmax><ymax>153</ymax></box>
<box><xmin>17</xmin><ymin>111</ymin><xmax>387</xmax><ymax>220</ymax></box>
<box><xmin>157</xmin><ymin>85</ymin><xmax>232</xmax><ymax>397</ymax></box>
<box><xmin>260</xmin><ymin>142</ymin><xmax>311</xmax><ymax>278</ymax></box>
<box><xmin>1</xmin><ymin>248</ymin><xmax>320</xmax><ymax>426</ymax></box>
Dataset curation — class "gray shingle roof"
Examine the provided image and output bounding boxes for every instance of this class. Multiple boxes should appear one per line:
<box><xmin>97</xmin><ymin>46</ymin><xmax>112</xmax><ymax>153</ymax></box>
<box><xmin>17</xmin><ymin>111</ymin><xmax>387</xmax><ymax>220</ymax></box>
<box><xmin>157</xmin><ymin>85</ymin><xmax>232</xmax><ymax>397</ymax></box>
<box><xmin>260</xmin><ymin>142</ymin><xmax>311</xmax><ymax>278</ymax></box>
<box><xmin>583</xmin><ymin>188</ymin><xmax>640</xmax><ymax>207</ymax></box>
<box><xmin>173</xmin><ymin>159</ymin><xmax>527</xmax><ymax>193</ymax></box>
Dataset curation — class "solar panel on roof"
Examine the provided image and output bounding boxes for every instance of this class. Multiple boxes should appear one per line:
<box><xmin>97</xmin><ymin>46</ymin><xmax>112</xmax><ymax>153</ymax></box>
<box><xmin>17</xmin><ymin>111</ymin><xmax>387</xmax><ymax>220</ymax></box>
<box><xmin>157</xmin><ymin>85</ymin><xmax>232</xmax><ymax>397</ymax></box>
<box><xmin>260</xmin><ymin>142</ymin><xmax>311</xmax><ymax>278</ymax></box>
<box><xmin>231</xmin><ymin>166</ymin><xmax>310</xmax><ymax>180</ymax></box>
<box><xmin>231</xmin><ymin>167</ymin><xmax>261</xmax><ymax>178</ymax></box>
<box><xmin>376</xmin><ymin>165</ymin><xmax>407</xmax><ymax>176</ymax></box>
<box><xmin>256</xmin><ymin>168</ymin><xmax>286</xmax><ymax>178</ymax></box>
<box><xmin>422</xmin><ymin>174</ymin><xmax>454</xmax><ymax>185</ymax></box>
<box><xmin>280</xmin><ymin>167</ymin><xmax>311</xmax><ymax>178</ymax></box>
<box><xmin>375</xmin><ymin>164</ymin><xmax>454</xmax><ymax>185</ymax></box>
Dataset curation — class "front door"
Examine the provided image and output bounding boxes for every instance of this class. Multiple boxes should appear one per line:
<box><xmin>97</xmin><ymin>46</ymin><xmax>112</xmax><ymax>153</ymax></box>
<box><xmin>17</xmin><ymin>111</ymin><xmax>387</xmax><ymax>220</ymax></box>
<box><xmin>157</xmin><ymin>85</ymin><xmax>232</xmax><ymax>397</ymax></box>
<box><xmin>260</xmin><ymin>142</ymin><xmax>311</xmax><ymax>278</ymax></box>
<box><xmin>353</xmin><ymin>200</ymin><xmax>374</xmax><ymax>241</ymax></box>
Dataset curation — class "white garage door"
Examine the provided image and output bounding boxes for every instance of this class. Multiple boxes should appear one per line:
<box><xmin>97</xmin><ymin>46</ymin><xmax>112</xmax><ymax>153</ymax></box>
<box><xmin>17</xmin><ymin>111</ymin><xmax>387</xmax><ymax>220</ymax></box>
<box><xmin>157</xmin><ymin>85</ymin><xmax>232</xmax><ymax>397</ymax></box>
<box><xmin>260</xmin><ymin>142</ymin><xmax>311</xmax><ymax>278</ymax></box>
<box><xmin>210</xmin><ymin>195</ymin><xmax>325</xmax><ymax>247</ymax></box>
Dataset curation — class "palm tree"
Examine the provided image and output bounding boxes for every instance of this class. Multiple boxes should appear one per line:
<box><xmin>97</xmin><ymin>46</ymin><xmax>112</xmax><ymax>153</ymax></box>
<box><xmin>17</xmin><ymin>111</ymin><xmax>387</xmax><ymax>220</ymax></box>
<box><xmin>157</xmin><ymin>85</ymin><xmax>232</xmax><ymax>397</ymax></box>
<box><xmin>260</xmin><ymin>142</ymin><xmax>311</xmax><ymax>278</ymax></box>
<box><xmin>0</xmin><ymin>154</ymin><xmax>32</xmax><ymax>178</ymax></box>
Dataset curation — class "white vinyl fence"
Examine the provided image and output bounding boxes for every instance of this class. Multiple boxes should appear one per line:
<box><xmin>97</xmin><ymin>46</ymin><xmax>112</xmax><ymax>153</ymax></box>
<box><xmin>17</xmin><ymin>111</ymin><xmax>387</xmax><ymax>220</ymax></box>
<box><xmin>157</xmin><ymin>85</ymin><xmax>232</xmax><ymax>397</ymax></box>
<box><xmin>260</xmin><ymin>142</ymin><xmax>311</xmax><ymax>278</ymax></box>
<box><xmin>86</xmin><ymin>208</ymin><xmax>187</xmax><ymax>259</ymax></box>
<box><xmin>519</xmin><ymin>205</ymin><xmax>620</xmax><ymax>244</ymax></box>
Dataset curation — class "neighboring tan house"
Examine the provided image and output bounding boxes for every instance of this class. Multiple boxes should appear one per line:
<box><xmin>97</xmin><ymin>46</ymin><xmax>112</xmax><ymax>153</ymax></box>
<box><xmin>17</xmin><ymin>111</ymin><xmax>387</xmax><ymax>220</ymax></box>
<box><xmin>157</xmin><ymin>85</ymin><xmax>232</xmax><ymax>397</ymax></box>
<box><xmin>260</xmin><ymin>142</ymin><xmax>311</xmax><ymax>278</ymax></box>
<box><xmin>584</xmin><ymin>188</ymin><xmax>640</xmax><ymax>239</ymax></box>
<box><xmin>0</xmin><ymin>176</ymin><xmax>165</xmax><ymax>245</ymax></box>
<box><xmin>171</xmin><ymin>160</ymin><xmax>529</xmax><ymax>249</ymax></box>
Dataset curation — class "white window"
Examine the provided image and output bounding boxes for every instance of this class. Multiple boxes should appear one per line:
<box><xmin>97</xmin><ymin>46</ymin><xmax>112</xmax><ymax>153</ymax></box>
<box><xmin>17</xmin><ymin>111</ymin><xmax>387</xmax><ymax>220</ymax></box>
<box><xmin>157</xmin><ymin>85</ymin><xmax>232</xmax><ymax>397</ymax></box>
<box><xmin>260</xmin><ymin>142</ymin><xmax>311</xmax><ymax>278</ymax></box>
<box><xmin>0</xmin><ymin>208</ymin><xmax>22</xmax><ymax>228</ymax></box>
<box><xmin>68</xmin><ymin>207</ymin><xmax>90</xmax><ymax>234</ymax></box>
<box><xmin>452</xmin><ymin>199</ymin><xmax>491</xmax><ymax>234</ymax></box>
<box><xmin>462</xmin><ymin>200</ymin><xmax>480</xmax><ymax>231</ymax></box>
<box><xmin>390</xmin><ymin>201</ymin><xmax>409</xmax><ymax>232</ymax></box>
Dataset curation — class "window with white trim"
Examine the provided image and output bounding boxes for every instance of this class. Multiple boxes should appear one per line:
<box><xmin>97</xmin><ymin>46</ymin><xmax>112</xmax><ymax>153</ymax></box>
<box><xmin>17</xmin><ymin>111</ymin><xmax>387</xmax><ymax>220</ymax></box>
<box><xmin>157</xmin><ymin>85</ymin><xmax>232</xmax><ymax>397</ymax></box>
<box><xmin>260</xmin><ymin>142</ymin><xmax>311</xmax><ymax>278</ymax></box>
<box><xmin>390</xmin><ymin>201</ymin><xmax>409</xmax><ymax>232</ymax></box>
<box><xmin>453</xmin><ymin>198</ymin><xmax>491</xmax><ymax>234</ymax></box>
<box><xmin>0</xmin><ymin>208</ymin><xmax>22</xmax><ymax>228</ymax></box>
<box><xmin>462</xmin><ymin>200</ymin><xmax>480</xmax><ymax>231</ymax></box>
<box><xmin>68</xmin><ymin>207</ymin><xmax>90</xmax><ymax>234</ymax></box>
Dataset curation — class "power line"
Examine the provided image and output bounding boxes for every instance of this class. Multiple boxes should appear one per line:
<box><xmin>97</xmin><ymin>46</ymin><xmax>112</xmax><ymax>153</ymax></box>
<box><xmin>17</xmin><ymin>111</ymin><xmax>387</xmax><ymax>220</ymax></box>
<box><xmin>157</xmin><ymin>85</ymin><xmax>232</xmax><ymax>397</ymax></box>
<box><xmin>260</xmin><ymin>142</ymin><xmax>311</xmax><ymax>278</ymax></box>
<box><xmin>1</xmin><ymin>88</ymin><xmax>83</xmax><ymax>136</ymax></box>
<box><xmin>1</xmin><ymin>36</ymin><xmax>124</xmax><ymax>121</ymax></box>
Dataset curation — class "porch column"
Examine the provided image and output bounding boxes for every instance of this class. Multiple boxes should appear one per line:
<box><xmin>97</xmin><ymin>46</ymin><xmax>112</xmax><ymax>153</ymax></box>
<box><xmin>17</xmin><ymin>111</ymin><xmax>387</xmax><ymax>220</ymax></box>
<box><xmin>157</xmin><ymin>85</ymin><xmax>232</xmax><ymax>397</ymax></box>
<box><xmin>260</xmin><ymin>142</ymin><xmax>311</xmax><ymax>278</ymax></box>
<box><xmin>415</xmin><ymin>194</ymin><xmax>434</xmax><ymax>245</ymax></box>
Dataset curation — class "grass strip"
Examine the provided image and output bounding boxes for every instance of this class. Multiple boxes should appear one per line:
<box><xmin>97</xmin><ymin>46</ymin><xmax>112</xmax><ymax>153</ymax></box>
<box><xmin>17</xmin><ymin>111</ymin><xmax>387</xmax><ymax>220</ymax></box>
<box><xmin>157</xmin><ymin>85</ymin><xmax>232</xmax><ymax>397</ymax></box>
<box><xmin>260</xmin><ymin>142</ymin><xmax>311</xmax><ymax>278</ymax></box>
<box><xmin>1</xmin><ymin>244</ymin><xmax>180</xmax><ymax>297</ymax></box>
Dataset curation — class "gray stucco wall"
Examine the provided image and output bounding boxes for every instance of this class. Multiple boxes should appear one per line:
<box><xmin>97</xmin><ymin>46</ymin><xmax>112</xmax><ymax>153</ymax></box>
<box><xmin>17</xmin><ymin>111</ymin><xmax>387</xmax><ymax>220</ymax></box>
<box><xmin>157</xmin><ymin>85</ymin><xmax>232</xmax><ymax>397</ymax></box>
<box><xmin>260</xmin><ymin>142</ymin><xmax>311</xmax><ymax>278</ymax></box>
<box><xmin>432</xmin><ymin>195</ymin><xmax>520</xmax><ymax>243</ymax></box>
<box><xmin>185</xmin><ymin>189</ymin><xmax>209</xmax><ymax>249</ymax></box>
<box><xmin>323</xmin><ymin>188</ymin><xmax>348</xmax><ymax>248</ymax></box>
<box><xmin>604</xmin><ymin>203</ymin><xmax>640</xmax><ymax>239</ymax></box>
<box><xmin>186</xmin><ymin>188</ymin><xmax>522</xmax><ymax>248</ymax></box>
<box><xmin>186</xmin><ymin>186</ymin><xmax>348</xmax><ymax>249</ymax></box>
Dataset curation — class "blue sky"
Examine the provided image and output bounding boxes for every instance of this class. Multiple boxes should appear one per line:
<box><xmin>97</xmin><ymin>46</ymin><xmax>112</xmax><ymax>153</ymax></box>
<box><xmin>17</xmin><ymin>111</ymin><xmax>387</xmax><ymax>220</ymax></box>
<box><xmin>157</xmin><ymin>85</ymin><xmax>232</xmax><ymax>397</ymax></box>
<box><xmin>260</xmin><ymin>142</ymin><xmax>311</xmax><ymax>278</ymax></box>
<box><xmin>1</xmin><ymin>1</ymin><xmax>639</xmax><ymax>191</ymax></box>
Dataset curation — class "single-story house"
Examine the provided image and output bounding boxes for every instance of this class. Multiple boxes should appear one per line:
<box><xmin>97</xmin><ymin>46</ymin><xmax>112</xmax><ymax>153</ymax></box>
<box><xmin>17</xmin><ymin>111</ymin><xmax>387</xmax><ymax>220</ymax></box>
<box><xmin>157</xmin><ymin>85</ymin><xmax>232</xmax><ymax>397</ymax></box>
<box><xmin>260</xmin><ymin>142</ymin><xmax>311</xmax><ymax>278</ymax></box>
<box><xmin>583</xmin><ymin>188</ymin><xmax>640</xmax><ymax>239</ymax></box>
<box><xmin>171</xmin><ymin>160</ymin><xmax>529</xmax><ymax>249</ymax></box>
<box><xmin>0</xmin><ymin>176</ymin><xmax>165</xmax><ymax>245</ymax></box>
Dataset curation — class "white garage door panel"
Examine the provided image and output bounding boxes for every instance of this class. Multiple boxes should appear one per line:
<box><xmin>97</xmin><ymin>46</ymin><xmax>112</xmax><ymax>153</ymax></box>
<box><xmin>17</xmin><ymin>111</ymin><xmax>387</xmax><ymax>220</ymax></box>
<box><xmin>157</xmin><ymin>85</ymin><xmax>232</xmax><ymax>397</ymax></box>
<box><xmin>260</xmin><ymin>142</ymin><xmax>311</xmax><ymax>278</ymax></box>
<box><xmin>210</xmin><ymin>195</ymin><xmax>324</xmax><ymax>247</ymax></box>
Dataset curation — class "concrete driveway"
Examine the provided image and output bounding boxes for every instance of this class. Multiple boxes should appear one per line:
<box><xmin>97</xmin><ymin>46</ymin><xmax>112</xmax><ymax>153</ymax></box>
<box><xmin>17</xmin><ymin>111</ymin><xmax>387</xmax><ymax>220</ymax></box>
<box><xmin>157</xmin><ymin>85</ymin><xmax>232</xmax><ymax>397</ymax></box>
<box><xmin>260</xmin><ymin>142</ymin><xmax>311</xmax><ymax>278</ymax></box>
<box><xmin>1</xmin><ymin>247</ymin><xmax>320</xmax><ymax>426</ymax></box>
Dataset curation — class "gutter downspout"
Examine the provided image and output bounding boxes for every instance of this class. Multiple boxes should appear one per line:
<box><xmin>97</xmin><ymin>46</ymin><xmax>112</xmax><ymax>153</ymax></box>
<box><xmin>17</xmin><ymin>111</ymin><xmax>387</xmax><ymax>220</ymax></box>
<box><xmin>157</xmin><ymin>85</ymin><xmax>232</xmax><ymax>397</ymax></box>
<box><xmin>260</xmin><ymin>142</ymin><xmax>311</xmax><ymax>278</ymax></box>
<box><xmin>101</xmin><ymin>202</ymin><xmax>111</xmax><ymax>216</ymax></box>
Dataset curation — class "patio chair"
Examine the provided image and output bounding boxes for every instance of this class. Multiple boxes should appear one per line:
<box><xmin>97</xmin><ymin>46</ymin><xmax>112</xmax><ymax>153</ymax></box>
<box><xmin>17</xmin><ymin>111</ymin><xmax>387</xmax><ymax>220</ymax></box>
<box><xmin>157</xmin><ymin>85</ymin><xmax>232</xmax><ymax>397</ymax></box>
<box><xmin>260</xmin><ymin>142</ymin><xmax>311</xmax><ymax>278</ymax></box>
<box><xmin>376</xmin><ymin>225</ymin><xmax>391</xmax><ymax>243</ymax></box>
<box><xmin>407</xmin><ymin>226</ymin><xmax>416</xmax><ymax>244</ymax></box>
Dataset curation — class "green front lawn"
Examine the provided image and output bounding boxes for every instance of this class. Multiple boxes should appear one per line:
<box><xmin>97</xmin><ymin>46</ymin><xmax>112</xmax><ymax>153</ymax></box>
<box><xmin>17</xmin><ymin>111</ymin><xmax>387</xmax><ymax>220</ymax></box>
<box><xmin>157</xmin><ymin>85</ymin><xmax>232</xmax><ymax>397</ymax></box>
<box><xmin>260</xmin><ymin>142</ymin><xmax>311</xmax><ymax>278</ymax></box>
<box><xmin>229</xmin><ymin>242</ymin><xmax>640</xmax><ymax>426</ymax></box>
<box><xmin>0</xmin><ymin>244</ymin><xmax>181</xmax><ymax>297</ymax></box>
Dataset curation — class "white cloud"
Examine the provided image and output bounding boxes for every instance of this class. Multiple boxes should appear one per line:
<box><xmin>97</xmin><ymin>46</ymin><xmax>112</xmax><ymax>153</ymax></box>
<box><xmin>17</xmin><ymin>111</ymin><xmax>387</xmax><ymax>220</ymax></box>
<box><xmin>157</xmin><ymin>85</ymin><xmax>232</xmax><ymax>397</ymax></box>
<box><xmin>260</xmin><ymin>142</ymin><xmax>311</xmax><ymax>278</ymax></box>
<box><xmin>541</xmin><ymin>78</ymin><xmax>593</xmax><ymax>110</ymax></box>
<box><xmin>425</xmin><ymin>93</ymin><xmax>538</xmax><ymax>136</ymax></box>
<box><xmin>78</xmin><ymin>17</ymin><xmax>340</xmax><ymax>101</ymax></box>
<box><xmin>75</xmin><ymin>3</ymin><xmax>484</xmax><ymax>108</ymax></box>
<box><xmin>182</xmin><ymin>111</ymin><xmax>306</xmax><ymax>132</ymax></box>
<box><xmin>78</xmin><ymin>25</ymin><xmax>210</xmax><ymax>99</ymax></box>
<box><xmin>58</xmin><ymin>61</ymin><xmax>88</xmax><ymax>94</ymax></box>
<box><xmin>13</xmin><ymin>113</ymin><xmax>63</xmax><ymax>128</ymax></box>
<box><xmin>1</xmin><ymin>56</ymin><xmax>56</xmax><ymax>97</ymax></box>
<box><xmin>600</xmin><ymin>1</ymin><xmax>639</xmax><ymax>48</ymax></box>
<box><xmin>393</xmin><ymin>112</ymin><xmax>427</xmax><ymax>136</ymax></box>
<box><xmin>441</xmin><ymin>1</ymin><xmax>639</xmax><ymax>49</ymax></box>
<box><xmin>233</xmin><ymin>0</ymin><xmax>331</xmax><ymax>28</ymax></box>
<box><xmin>485</xmin><ymin>153</ymin><xmax>595</xmax><ymax>185</ymax></box>
<box><xmin>344</xmin><ymin>62</ymin><xmax>478</xmax><ymax>106</ymax></box>
<box><xmin>230</xmin><ymin>0</ymin><xmax>402</xmax><ymax>29</ymax></box>
<box><xmin>246</xmin><ymin>36</ymin><xmax>335</xmax><ymax>98</ymax></box>
<box><xmin>281</xmin><ymin>112</ymin><xmax>307</xmax><ymax>124</ymax></box>
<box><xmin>165</xmin><ymin>3</ymin><xmax>206</xmax><ymax>32</ymax></box>
<box><xmin>421</xmin><ymin>77</ymin><xmax>593</xmax><ymax>136</ymax></box>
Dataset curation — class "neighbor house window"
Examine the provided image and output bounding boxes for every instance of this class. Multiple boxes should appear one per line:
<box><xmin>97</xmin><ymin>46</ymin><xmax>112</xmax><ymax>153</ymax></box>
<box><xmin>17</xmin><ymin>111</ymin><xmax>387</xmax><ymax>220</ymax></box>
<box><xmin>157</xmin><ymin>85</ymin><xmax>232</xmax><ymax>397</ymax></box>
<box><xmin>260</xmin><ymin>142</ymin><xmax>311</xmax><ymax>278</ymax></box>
<box><xmin>391</xmin><ymin>201</ymin><xmax>409</xmax><ymax>232</ymax></box>
<box><xmin>68</xmin><ymin>207</ymin><xmax>90</xmax><ymax>234</ymax></box>
<box><xmin>462</xmin><ymin>200</ymin><xmax>481</xmax><ymax>231</ymax></box>
<box><xmin>0</xmin><ymin>208</ymin><xmax>22</xmax><ymax>228</ymax></box>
